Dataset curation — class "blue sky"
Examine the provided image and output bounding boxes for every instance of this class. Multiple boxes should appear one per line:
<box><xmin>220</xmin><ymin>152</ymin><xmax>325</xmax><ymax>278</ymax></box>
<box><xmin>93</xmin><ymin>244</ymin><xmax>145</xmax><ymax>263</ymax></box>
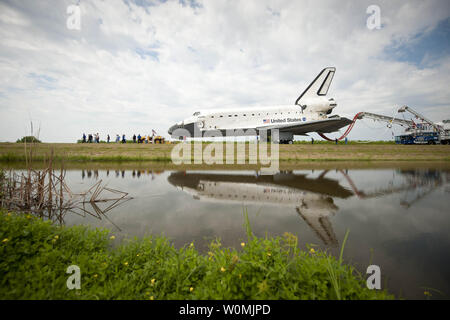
<box><xmin>0</xmin><ymin>0</ymin><xmax>449</xmax><ymax>142</ymax></box>
<box><xmin>384</xmin><ymin>17</ymin><xmax>450</xmax><ymax>68</ymax></box>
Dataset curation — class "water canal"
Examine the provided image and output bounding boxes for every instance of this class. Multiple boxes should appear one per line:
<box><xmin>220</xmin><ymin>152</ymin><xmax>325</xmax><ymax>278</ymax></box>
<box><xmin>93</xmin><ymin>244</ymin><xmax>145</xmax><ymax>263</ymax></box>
<box><xmin>4</xmin><ymin>163</ymin><xmax>450</xmax><ymax>299</ymax></box>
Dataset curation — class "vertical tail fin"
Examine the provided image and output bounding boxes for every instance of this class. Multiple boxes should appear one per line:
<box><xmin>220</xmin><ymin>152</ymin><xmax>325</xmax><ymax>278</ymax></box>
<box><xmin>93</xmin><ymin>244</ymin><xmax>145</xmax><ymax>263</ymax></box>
<box><xmin>295</xmin><ymin>67</ymin><xmax>336</xmax><ymax>105</ymax></box>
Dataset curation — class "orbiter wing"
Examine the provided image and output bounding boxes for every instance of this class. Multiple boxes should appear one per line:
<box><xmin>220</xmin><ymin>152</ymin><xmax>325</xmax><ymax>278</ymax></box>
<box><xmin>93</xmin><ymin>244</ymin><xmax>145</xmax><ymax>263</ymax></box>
<box><xmin>257</xmin><ymin>116</ymin><xmax>353</xmax><ymax>135</ymax></box>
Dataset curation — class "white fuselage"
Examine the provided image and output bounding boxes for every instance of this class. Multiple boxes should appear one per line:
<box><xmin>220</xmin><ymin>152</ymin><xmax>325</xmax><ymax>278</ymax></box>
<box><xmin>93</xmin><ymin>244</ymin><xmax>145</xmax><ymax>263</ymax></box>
<box><xmin>169</xmin><ymin>96</ymin><xmax>336</xmax><ymax>136</ymax></box>
<box><xmin>194</xmin><ymin>105</ymin><xmax>325</xmax><ymax>131</ymax></box>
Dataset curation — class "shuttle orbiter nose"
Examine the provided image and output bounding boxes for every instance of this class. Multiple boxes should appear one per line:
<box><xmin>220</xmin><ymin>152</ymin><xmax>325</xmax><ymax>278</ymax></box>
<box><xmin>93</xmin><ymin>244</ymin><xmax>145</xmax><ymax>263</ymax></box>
<box><xmin>168</xmin><ymin>122</ymin><xmax>183</xmax><ymax>135</ymax></box>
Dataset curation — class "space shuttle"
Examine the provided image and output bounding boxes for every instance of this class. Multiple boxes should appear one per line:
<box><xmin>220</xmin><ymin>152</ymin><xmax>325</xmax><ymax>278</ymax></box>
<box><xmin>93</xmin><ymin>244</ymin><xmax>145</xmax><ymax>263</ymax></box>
<box><xmin>168</xmin><ymin>67</ymin><xmax>352</xmax><ymax>144</ymax></box>
<box><xmin>168</xmin><ymin>171</ymin><xmax>354</xmax><ymax>245</ymax></box>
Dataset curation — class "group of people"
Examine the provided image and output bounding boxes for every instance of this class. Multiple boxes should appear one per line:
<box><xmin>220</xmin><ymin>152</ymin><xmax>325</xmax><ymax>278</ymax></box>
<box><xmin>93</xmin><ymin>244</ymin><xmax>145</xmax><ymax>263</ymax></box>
<box><xmin>114</xmin><ymin>134</ymin><xmax>127</xmax><ymax>143</ymax></box>
<box><xmin>82</xmin><ymin>133</ymin><xmax>101</xmax><ymax>143</ymax></box>
<box><xmin>81</xmin><ymin>131</ymin><xmax>157</xmax><ymax>144</ymax></box>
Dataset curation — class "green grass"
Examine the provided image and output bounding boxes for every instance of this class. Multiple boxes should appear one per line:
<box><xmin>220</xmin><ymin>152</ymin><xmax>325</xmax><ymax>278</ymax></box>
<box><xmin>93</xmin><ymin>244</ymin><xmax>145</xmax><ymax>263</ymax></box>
<box><xmin>0</xmin><ymin>210</ymin><xmax>394</xmax><ymax>300</ymax></box>
<box><xmin>0</xmin><ymin>153</ymin><xmax>172</xmax><ymax>163</ymax></box>
<box><xmin>1</xmin><ymin>142</ymin><xmax>449</xmax><ymax>164</ymax></box>
<box><xmin>293</xmin><ymin>140</ymin><xmax>396</xmax><ymax>145</ymax></box>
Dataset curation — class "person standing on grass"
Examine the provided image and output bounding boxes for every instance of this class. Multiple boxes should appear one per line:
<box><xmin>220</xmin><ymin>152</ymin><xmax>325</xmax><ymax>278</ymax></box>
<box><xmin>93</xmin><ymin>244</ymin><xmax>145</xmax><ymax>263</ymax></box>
<box><xmin>107</xmin><ymin>134</ymin><xmax>110</xmax><ymax>143</ymax></box>
<box><xmin>133</xmin><ymin>134</ymin><xmax>136</xmax><ymax>143</ymax></box>
<box><xmin>137</xmin><ymin>134</ymin><xmax>141</xmax><ymax>143</ymax></box>
<box><xmin>335</xmin><ymin>138</ymin><xmax>338</xmax><ymax>145</ymax></box>
<box><xmin>82</xmin><ymin>133</ymin><xmax>86</xmax><ymax>143</ymax></box>
<box><xmin>122</xmin><ymin>134</ymin><xmax>126</xmax><ymax>143</ymax></box>
<box><xmin>311</xmin><ymin>137</ymin><xmax>314</xmax><ymax>145</ymax></box>
<box><xmin>345</xmin><ymin>137</ymin><xmax>348</xmax><ymax>144</ymax></box>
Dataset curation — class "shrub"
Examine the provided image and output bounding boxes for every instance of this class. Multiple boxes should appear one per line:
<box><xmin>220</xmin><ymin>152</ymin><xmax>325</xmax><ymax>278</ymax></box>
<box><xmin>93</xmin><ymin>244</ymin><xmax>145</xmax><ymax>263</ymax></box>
<box><xmin>16</xmin><ymin>136</ymin><xmax>41</xmax><ymax>143</ymax></box>
<box><xmin>0</xmin><ymin>210</ymin><xmax>394</xmax><ymax>300</ymax></box>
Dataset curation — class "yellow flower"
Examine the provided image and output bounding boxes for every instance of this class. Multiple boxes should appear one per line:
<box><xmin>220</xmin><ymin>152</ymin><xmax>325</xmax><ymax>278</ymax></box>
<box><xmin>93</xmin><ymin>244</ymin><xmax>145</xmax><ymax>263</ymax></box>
<box><xmin>2</xmin><ymin>238</ymin><xmax>9</xmax><ymax>243</ymax></box>
<box><xmin>257</xmin><ymin>280</ymin><xmax>268</xmax><ymax>293</ymax></box>
<box><xmin>310</xmin><ymin>248</ymin><xmax>315</xmax><ymax>254</ymax></box>
<box><xmin>7</xmin><ymin>212</ymin><xmax>11</xmax><ymax>216</ymax></box>
<box><xmin>54</xmin><ymin>235</ymin><xmax>59</xmax><ymax>239</ymax></box>
<box><xmin>136</xmin><ymin>253</ymin><xmax>140</xmax><ymax>257</ymax></box>
<box><xmin>151</xmin><ymin>279</ymin><xmax>156</xmax><ymax>285</ymax></box>
<box><xmin>189</xmin><ymin>242</ymin><xmax>194</xmax><ymax>248</ymax></box>
<box><xmin>267</xmin><ymin>252</ymin><xmax>271</xmax><ymax>257</ymax></box>
<box><xmin>241</xmin><ymin>242</ymin><xmax>245</xmax><ymax>247</ymax></box>
<box><xmin>110</xmin><ymin>235</ymin><xmax>115</xmax><ymax>240</ymax></box>
<box><xmin>26</xmin><ymin>215</ymin><xmax>32</xmax><ymax>219</ymax></box>
<box><xmin>220</xmin><ymin>267</ymin><xmax>226</xmax><ymax>272</ymax></box>
<box><xmin>149</xmin><ymin>296</ymin><xmax>154</xmax><ymax>300</ymax></box>
<box><xmin>93</xmin><ymin>274</ymin><xmax>98</xmax><ymax>278</ymax></box>
<box><xmin>124</xmin><ymin>262</ymin><xmax>129</xmax><ymax>266</ymax></box>
<box><xmin>190</xmin><ymin>287</ymin><xmax>194</xmax><ymax>292</ymax></box>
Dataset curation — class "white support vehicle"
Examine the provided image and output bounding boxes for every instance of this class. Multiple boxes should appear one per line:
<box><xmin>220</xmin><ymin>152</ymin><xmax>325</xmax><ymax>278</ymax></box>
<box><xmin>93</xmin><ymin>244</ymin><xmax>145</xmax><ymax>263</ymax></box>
<box><xmin>398</xmin><ymin>106</ymin><xmax>449</xmax><ymax>145</ymax></box>
<box><xmin>437</xmin><ymin>120</ymin><xmax>450</xmax><ymax>144</ymax></box>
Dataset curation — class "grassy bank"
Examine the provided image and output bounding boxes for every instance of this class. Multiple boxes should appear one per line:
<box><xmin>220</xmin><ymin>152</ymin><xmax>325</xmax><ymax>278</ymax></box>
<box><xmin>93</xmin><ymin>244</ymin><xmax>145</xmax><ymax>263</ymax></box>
<box><xmin>0</xmin><ymin>210</ymin><xmax>393</xmax><ymax>300</ymax></box>
<box><xmin>0</xmin><ymin>142</ymin><xmax>449</xmax><ymax>163</ymax></box>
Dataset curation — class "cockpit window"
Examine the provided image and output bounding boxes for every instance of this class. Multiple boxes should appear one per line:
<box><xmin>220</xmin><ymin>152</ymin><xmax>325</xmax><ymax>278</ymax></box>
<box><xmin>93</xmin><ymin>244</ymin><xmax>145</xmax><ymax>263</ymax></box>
<box><xmin>193</xmin><ymin>111</ymin><xmax>200</xmax><ymax>116</ymax></box>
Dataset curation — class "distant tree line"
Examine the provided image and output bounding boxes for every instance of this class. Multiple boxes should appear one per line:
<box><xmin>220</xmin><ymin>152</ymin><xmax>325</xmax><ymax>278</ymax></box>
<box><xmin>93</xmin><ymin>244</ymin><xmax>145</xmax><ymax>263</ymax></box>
<box><xmin>16</xmin><ymin>136</ymin><xmax>41</xmax><ymax>143</ymax></box>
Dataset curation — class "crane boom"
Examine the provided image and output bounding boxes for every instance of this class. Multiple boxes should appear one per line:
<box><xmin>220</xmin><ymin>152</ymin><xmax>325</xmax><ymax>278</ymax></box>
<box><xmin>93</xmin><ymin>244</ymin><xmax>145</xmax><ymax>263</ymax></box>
<box><xmin>398</xmin><ymin>105</ymin><xmax>443</xmax><ymax>133</ymax></box>
<box><xmin>356</xmin><ymin>112</ymin><xmax>413</xmax><ymax>127</ymax></box>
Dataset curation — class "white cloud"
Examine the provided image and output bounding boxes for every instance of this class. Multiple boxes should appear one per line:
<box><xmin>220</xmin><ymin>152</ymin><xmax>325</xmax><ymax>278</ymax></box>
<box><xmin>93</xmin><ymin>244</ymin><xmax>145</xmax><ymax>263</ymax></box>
<box><xmin>0</xmin><ymin>0</ymin><xmax>449</xmax><ymax>142</ymax></box>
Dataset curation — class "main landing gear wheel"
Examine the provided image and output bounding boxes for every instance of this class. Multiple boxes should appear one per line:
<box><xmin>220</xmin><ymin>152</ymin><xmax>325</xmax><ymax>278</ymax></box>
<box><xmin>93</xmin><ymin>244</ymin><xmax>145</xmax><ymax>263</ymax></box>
<box><xmin>278</xmin><ymin>140</ymin><xmax>293</xmax><ymax>144</ymax></box>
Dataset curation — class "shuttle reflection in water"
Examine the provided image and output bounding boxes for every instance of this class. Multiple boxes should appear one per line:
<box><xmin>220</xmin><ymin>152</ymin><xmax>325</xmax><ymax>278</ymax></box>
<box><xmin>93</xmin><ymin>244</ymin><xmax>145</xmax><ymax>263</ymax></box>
<box><xmin>167</xmin><ymin>169</ymin><xmax>448</xmax><ymax>247</ymax></box>
<box><xmin>168</xmin><ymin>170</ymin><xmax>354</xmax><ymax>246</ymax></box>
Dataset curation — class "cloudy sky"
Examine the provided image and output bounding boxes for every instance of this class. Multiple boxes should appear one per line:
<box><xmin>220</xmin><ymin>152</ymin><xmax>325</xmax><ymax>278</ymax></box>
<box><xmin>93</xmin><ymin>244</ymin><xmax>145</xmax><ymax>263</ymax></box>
<box><xmin>0</xmin><ymin>0</ymin><xmax>449</xmax><ymax>142</ymax></box>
